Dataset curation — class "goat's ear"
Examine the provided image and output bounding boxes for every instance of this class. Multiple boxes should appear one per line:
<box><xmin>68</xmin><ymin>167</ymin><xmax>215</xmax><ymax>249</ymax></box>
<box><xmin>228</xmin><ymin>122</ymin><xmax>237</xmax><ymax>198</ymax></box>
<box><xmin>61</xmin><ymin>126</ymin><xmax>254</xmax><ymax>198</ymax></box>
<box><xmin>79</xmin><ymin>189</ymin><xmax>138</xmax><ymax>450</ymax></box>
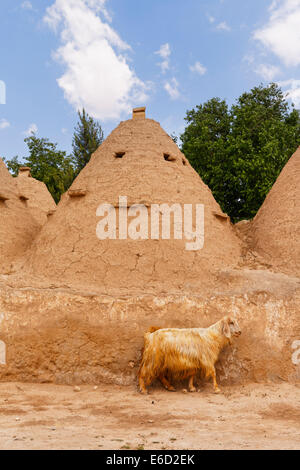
<box><xmin>222</xmin><ymin>319</ymin><xmax>231</xmax><ymax>338</ymax></box>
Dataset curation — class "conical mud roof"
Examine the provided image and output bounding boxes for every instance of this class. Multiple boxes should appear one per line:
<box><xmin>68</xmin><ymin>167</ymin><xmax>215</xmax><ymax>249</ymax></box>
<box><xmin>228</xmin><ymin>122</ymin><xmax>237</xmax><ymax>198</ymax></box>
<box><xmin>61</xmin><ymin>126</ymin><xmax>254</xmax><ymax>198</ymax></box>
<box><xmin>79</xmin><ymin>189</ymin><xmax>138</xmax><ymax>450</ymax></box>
<box><xmin>0</xmin><ymin>158</ymin><xmax>13</xmax><ymax>187</ymax></box>
<box><xmin>252</xmin><ymin>147</ymin><xmax>300</xmax><ymax>276</ymax></box>
<box><xmin>16</xmin><ymin>167</ymin><xmax>56</xmax><ymax>225</ymax></box>
<box><xmin>0</xmin><ymin>159</ymin><xmax>40</xmax><ymax>273</ymax></box>
<box><xmin>22</xmin><ymin>109</ymin><xmax>241</xmax><ymax>293</ymax></box>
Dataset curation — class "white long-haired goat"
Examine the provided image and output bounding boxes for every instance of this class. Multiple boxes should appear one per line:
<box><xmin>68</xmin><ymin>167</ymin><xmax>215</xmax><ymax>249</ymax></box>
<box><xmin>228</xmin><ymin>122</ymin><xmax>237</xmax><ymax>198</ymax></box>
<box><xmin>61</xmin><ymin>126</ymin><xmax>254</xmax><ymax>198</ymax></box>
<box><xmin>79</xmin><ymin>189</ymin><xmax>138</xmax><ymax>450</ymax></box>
<box><xmin>138</xmin><ymin>316</ymin><xmax>241</xmax><ymax>394</ymax></box>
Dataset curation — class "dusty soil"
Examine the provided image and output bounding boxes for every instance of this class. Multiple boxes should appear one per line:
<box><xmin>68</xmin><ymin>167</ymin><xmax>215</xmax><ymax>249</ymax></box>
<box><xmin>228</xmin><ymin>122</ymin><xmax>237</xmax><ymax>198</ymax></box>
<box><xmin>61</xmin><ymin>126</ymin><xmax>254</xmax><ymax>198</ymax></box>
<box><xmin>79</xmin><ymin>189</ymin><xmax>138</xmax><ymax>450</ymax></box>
<box><xmin>0</xmin><ymin>381</ymin><xmax>299</xmax><ymax>450</ymax></box>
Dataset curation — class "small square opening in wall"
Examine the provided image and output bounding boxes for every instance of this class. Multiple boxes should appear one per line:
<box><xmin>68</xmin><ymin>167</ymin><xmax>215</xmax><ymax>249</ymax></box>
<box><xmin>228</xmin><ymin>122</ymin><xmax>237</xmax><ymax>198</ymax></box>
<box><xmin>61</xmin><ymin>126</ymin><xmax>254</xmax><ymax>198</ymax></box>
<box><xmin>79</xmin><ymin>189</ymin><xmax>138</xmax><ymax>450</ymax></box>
<box><xmin>0</xmin><ymin>193</ymin><xmax>9</xmax><ymax>205</ymax></box>
<box><xmin>115</xmin><ymin>151</ymin><xmax>125</xmax><ymax>159</ymax></box>
<box><xmin>0</xmin><ymin>194</ymin><xmax>8</xmax><ymax>202</ymax></box>
<box><xmin>164</xmin><ymin>153</ymin><xmax>176</xmax><ymax>162</ymax></box>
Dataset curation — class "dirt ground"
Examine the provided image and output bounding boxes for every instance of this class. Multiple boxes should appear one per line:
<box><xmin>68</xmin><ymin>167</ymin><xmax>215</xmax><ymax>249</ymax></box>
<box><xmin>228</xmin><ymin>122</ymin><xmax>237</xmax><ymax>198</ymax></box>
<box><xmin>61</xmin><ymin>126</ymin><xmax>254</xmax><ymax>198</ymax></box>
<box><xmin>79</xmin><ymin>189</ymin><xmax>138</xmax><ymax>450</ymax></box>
<box><xmin>0</xmin><ymin>381</ymin><xmax>299</xmax><ymax>450</ymax></box>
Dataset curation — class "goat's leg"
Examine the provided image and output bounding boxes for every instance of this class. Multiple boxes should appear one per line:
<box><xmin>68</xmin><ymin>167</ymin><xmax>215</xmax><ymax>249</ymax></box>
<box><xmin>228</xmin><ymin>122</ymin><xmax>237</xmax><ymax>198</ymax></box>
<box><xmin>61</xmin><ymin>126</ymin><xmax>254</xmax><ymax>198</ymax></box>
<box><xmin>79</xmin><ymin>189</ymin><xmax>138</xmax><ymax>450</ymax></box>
<box><xmin>159</xmin><ymin>374</ymin><xmax>175</xmax><ymax>392</ymax></box>
<box><xmin>188</xmin><ymin>374</ymin><xmax>196</xmax><ymax>392</ymax></box>
<box><xmin>138</xmin><ymin>374</ymin><xmax>148</xmax><ymax>394</ymax></box>
<box><xmin>138</xmin><ymin>364</ymin><xmax>150</xmax><ymax>394</ymax></box>
<box><xmin>209</xmin><ymin>367</ymin><xmax>221</xmax><ymax>394</ymax></box>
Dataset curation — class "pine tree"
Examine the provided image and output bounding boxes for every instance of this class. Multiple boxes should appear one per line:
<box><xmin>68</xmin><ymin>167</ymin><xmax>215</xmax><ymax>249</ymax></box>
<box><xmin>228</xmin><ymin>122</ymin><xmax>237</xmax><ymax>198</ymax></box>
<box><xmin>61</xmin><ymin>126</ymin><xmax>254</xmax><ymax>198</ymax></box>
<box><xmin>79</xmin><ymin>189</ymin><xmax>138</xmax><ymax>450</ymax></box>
<box><xmin>72</xmin><ymin>109</ymin><xmax>104</xmax><ymax>175</ymax></box>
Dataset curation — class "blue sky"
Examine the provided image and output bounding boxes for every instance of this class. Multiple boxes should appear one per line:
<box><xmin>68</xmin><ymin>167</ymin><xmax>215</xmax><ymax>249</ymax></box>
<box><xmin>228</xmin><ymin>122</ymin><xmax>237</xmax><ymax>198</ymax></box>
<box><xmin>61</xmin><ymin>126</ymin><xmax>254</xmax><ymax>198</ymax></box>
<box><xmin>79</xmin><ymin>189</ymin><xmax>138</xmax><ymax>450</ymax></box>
<box><xmin>1</xmin><ymin>0</ymin><xmax>300</xmax><ymax>161</ymax></box>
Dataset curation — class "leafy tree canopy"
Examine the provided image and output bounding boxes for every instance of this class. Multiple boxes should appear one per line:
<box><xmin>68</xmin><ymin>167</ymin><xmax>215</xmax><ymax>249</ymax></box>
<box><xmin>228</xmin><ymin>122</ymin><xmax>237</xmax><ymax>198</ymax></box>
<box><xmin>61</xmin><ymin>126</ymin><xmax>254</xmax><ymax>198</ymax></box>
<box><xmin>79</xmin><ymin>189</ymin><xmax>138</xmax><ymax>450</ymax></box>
<box><xmin>4</xmin><ymin>109</ymin><xmax>104</xmax><ymax>203</ymax></box>
<box><xmin>5</xmin><ymin>135</ymin><xmax>76</xmax><ymax>204</ymax></box>
<box><xmin>181</xmin><ymin>83</ymin><xmax>300</xmax><ymax>222</ymax></box>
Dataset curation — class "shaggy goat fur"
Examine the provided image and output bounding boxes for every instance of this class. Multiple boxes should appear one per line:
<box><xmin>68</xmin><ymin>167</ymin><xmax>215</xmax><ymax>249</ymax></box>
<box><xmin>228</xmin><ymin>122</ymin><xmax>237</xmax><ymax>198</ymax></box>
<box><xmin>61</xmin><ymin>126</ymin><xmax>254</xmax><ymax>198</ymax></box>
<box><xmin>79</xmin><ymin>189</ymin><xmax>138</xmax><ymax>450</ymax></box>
<box><xmin>138</xmin><ymin>316</ymin><xmax>241</xmax><ymax>394</ymax></box>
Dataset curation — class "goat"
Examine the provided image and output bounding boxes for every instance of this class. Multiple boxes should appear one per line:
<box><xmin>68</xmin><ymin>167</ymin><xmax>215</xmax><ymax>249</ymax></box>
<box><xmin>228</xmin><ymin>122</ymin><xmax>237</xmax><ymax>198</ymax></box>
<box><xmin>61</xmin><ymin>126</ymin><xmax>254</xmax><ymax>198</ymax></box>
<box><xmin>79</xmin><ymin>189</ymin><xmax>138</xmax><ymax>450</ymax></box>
<box><xmin>138</xmin><ymin>316</ymin><xmax>241</xmax><ymax>394</ymax></box>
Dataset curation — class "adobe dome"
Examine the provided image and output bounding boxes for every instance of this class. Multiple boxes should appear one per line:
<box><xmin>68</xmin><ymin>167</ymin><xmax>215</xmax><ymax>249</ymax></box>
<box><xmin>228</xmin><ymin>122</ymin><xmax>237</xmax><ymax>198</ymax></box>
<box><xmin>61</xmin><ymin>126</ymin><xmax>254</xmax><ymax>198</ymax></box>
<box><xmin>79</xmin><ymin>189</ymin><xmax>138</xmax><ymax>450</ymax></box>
<box><xmin>16</xmin><ymin>166</ymin><xmax>56</xmax><ymax>225</ymax></box>
<box><xmin>22</xmin><ymin>109</ymin><xmax>241</xmax><ymax>293</ymax></box>
<box><xmin>251</xmin><ymin>146</ymin><xmax>300</xmax><ymax>276</ymax></box>
<box><xmin>0</xmin><ymin>159</ymin><xmax>40</xmax><ymax>272</ymax></box>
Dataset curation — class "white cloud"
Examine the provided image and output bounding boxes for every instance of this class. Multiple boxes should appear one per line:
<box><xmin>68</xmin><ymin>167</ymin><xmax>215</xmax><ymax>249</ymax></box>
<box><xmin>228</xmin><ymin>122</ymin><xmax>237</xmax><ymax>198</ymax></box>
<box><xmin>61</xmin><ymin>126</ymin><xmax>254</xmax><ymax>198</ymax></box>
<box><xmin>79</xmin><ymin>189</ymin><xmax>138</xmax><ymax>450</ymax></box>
<box><xmin>243</xmin><ymin>54</ymin><xmax>255</xmax><ymax>65</ymax></box>
<box><xmin>21</xmin><ymin>1</ymin><xmax>33</xmax><ymax>10</ymax></box>
<box><xmin>207</xmin><ymin>14</ymin><xmax>215</xmax><ymax>24</ymax></box>
<box><xmin>23</xmin><ymin>123</ymin><xmax>38</xmax><ymax>136</ymax></box>
<box><xmin>255</xmin><ymin>63</ymin><xmax>281</xmax><ymax>80</ymax></box>
<box><xmin>216</xmin><ymin>21</ymin><xmax>231</xmax><ymax>32</ymax></box>
<box><xmin>279</xmin><ymin>79</ymin><xmax>300</xmax><ymax>107</ymax></box>
<box><xmin>155</xmin><ymin>43</ymin><xmax>171</xmax><ymax>60</ymax></box>
<box><xmin>0</xmin><ymin>119</ymin><xmax>10</xmax><ymax>130</ymax></box>
<box><xmin>44</xmin><ymin>0</ymin><xmax>148</xmax><ymax>121</ymax></box>
<box><xmin>190</xmin><ymin>61</ymin><xmax>207</xmax><ymax>76</ymax></box>
<box><xmin>164</xmin><ymin>78</ymin><xmax>180</xmax><ymax>100</ymax></box>
<box><xmin>254</xmin><ymin>0</ymin><xmax>300</xmax><ymax>67</ymax></box>
<box><xmin>155</xmin><ymin>43</ymin><xmax>171</xmax><ymax>73</ymax></box>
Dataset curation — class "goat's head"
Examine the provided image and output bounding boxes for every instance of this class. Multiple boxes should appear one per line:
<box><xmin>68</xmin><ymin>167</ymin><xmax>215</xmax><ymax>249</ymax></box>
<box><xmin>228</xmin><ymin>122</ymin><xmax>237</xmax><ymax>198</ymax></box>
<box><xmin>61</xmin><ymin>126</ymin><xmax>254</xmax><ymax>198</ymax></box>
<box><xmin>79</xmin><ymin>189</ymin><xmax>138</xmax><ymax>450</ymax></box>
<box><xmin>222</xmin><ymin>316</ymin><xmax>241</xmax><ymax>343</ymax></box>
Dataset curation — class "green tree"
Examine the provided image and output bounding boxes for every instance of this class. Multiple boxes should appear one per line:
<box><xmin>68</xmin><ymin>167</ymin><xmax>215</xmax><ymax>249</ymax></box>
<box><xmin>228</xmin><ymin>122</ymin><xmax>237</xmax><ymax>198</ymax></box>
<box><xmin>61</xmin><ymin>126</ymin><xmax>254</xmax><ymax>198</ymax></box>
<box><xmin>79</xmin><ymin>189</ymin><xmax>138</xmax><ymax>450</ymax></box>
<box><xmin>72</xmin><ymin>109</ymin><xmax>104</xmax><ymax>175</ymax></box>
<box><xmin>181</xmin><ymin>84</ymin><xmax>300</xmax><ymax>222</ymax></box>
<box><xmin>4</xmin><ymin>156</ymin><xmax>21</xmax><ymax>176</ymax></box>
<box><xmin>5</xmin><ymin>136</ymin><xmax>76</xmax><ymax>203</ymax></box>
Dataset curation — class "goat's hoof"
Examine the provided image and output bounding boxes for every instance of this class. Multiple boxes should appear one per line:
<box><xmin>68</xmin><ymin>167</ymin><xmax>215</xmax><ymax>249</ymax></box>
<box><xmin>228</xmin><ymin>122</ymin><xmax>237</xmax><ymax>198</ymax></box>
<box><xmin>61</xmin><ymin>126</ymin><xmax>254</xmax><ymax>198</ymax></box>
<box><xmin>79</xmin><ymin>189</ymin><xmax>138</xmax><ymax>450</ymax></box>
<box><xmin>139</xmin><ymin>389</ymin><xmax>148</xmax><ymax>395</ymax></box>
<box><xmin>167</xmin><ymin>387</ymin><xmax>176</xmax><ymax>392</ymax></box>
<box><xmin>214</xmin><ymin>388</ymin><xmax>221</xmax><ymax>394</ymax></box>
<box><xmin>189</xmin><ymin>387</ymin><xmax>197</xmax><ymax>393</ymax></box>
